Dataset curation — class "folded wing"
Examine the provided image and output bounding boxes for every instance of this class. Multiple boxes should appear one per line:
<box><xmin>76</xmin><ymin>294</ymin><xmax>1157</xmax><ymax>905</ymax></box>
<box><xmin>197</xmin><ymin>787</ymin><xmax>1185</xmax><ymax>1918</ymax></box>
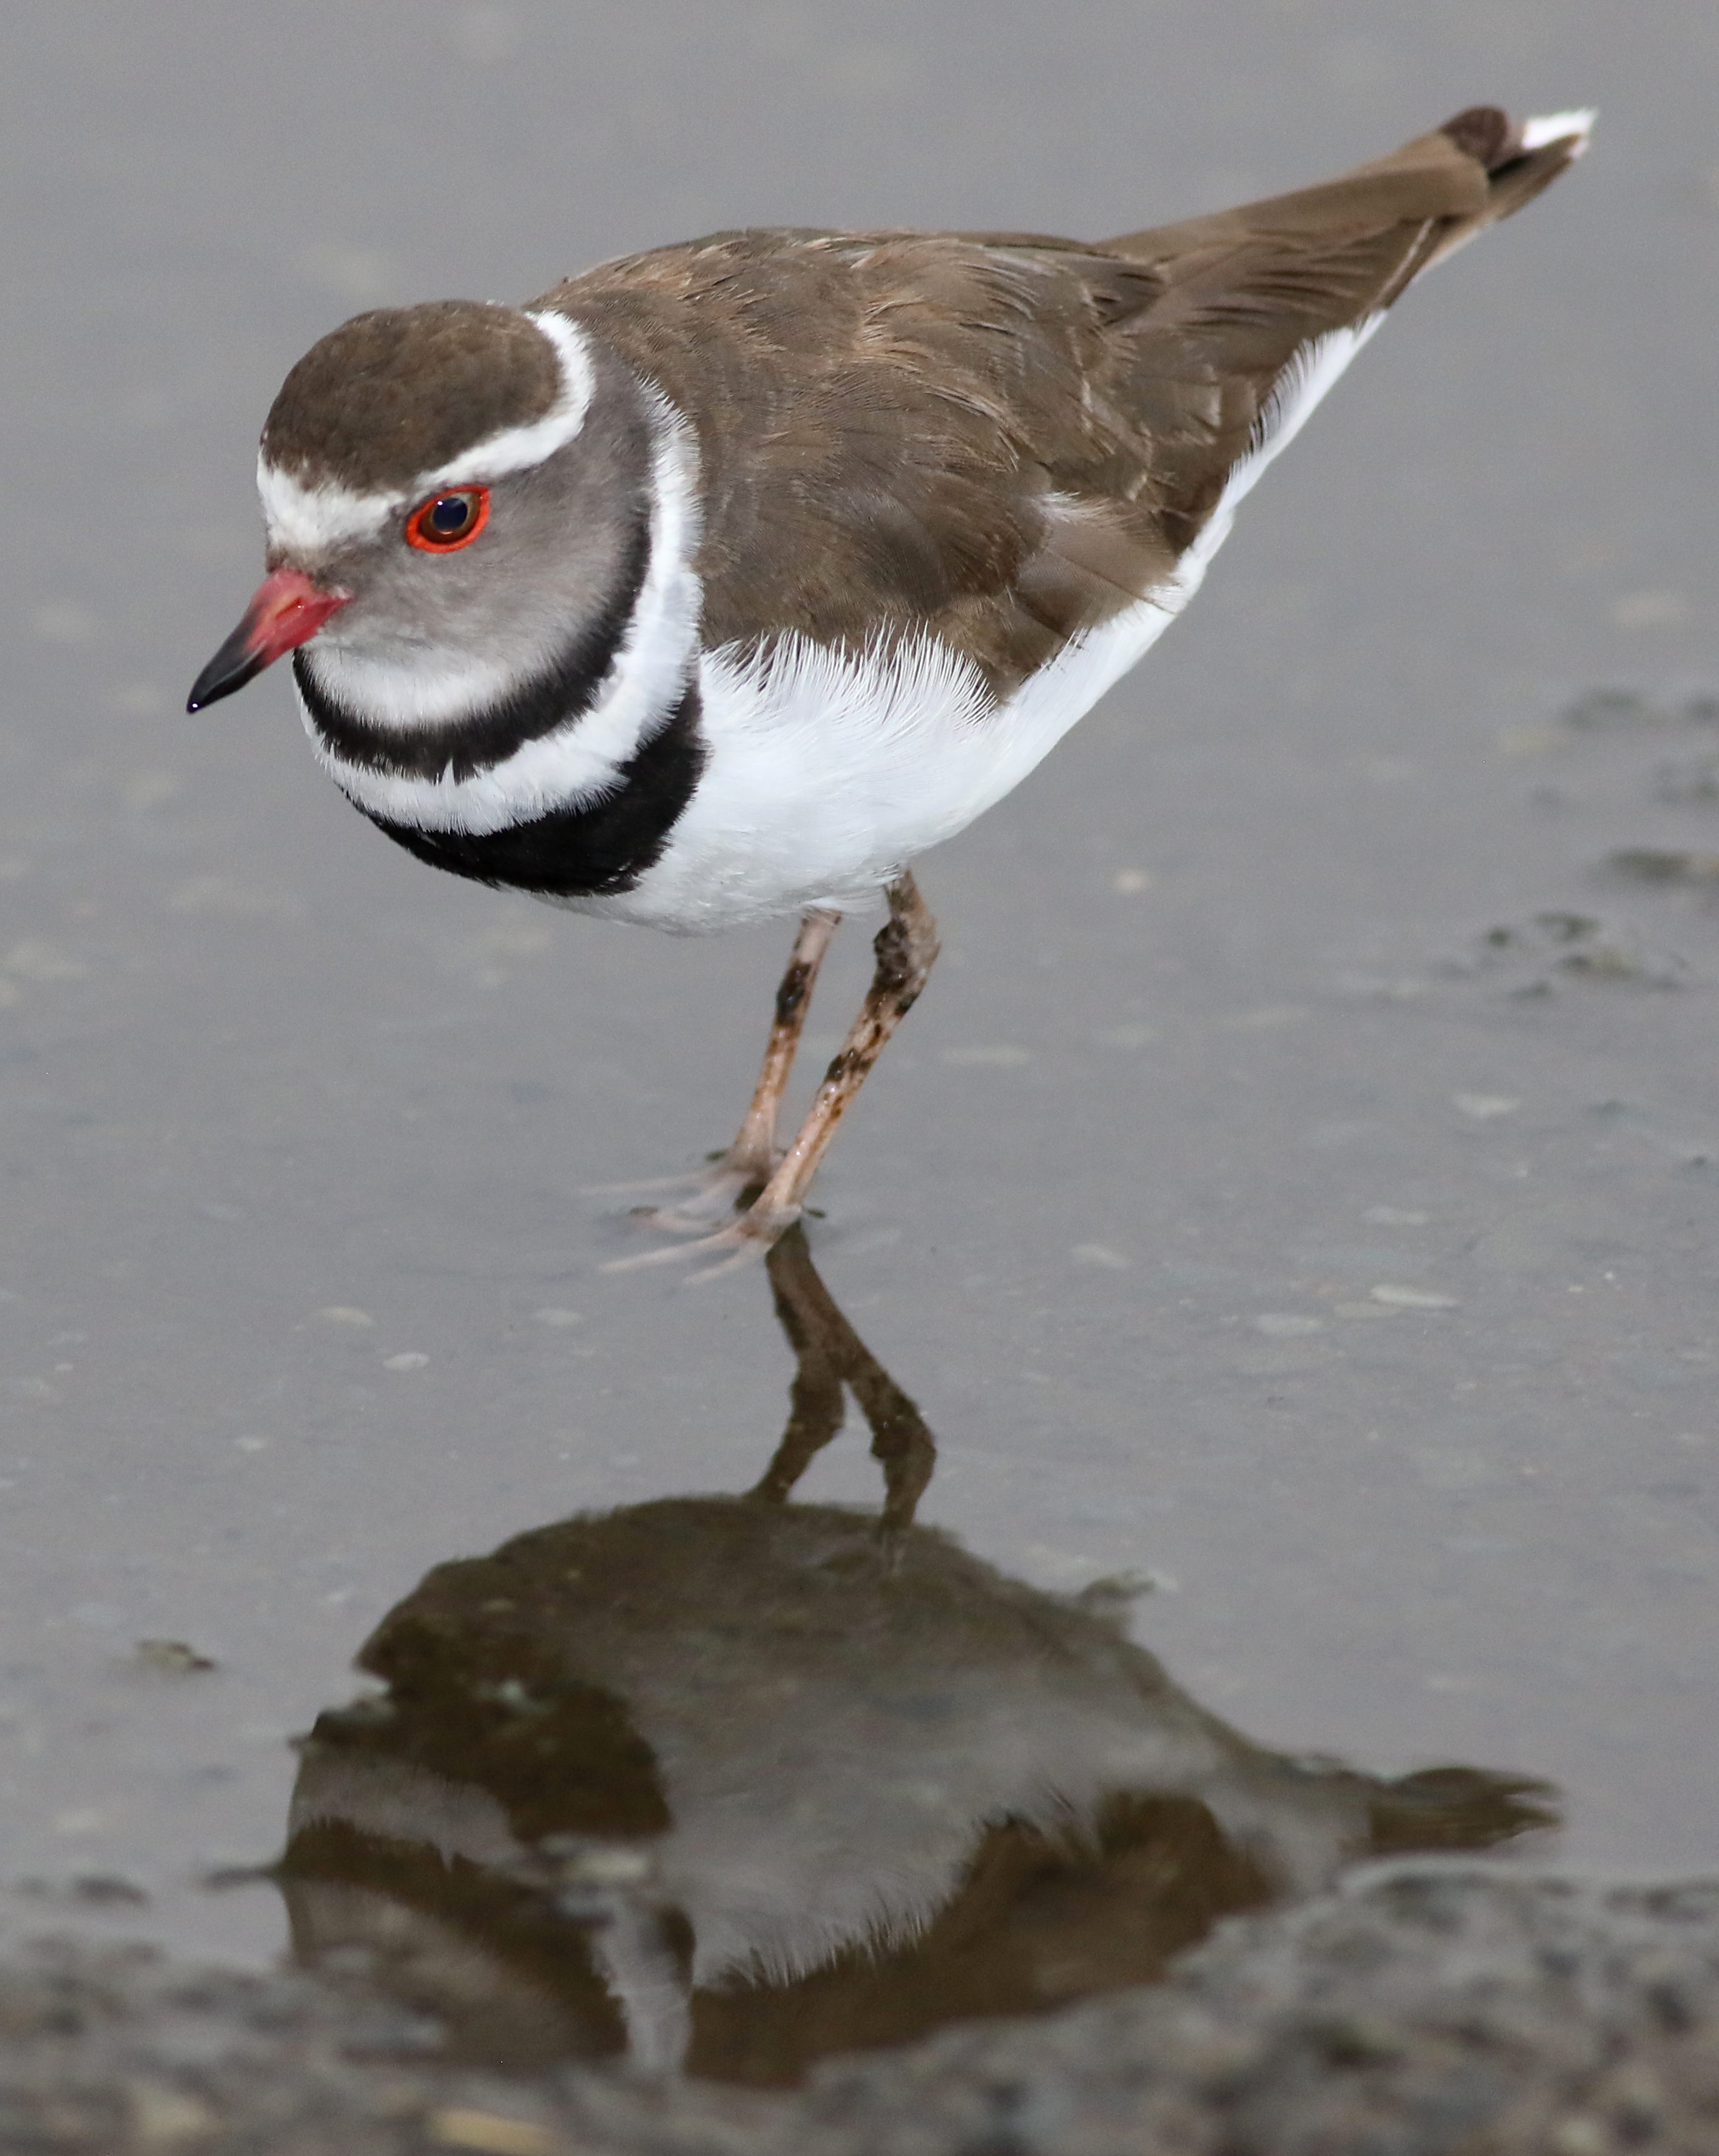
<box><xmin>550</xmin><ymin>106</ymin><xmax>1589</xmax><ymax>695</ymax></box>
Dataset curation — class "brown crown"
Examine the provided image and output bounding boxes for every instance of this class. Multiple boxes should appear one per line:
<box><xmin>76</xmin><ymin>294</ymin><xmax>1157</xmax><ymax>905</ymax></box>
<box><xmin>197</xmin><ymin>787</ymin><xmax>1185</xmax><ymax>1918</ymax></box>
<box><xmin>261</xmin><ymin>300</ymin><xmax>560</xmax><ymax>493</ymax></box>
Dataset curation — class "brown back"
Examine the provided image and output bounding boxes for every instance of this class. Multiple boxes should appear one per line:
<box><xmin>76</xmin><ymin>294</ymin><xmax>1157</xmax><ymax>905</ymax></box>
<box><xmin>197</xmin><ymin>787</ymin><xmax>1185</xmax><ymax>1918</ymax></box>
<box><xmin>536</xmin><ymin>109</ymin><xmax>1584</xmax><ymax>692</ymax></box>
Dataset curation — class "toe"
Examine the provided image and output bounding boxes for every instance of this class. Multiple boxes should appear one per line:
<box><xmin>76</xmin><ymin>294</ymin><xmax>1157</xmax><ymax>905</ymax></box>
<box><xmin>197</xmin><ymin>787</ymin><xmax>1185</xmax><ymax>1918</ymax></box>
<box><xmin>601</xmin><ymin>1200</ymin><xmax>802</xmax><ymax>1279</ymax></box>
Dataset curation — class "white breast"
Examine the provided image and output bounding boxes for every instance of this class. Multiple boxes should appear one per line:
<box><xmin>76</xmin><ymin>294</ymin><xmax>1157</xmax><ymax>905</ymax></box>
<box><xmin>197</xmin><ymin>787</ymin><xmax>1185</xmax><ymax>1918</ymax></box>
<box><xmin>581</xmin><ymin>594</ymin><xmax>1179</xmax><ymax>933</ymax></box>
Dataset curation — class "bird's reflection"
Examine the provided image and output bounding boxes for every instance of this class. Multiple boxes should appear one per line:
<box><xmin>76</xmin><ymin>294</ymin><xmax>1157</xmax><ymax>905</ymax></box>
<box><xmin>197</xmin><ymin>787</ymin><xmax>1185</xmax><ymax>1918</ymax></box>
<box><xmin>278</xmin><ymin>1229</ymin><xmax>1556</xmax><ymax>2087</ymax></box>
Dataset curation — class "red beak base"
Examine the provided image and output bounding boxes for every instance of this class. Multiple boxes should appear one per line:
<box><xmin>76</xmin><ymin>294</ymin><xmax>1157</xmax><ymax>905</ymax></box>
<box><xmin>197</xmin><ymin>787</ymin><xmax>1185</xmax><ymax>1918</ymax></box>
<box><xmin>187</xmin><ymin>568</ymin><xmax>348</xmax><ymax>712</ymax></box>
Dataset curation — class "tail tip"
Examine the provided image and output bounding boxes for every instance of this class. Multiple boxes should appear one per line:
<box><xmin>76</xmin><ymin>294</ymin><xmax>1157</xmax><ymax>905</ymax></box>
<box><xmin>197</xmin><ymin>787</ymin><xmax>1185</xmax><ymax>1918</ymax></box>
<box><xmin>1518</xmin><ymin>107</ymin><xmax>1597</xmax><ymax>157</ymax></box>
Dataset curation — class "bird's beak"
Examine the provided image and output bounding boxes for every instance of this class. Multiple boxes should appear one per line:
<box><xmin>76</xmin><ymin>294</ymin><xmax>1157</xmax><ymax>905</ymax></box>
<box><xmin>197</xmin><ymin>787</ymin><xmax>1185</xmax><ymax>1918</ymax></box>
<box><xmin>186</xmin><ymin>567</ymin><xmax>350</xmax><ymax>712</ymax></box>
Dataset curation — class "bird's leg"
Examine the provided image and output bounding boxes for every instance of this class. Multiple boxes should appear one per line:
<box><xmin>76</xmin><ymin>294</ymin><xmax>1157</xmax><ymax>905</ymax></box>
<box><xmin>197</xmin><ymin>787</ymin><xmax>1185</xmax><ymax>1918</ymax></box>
<box><xmin>724</xmin><ymin>906</ymin><xmax>843</xmax><ymax>1187</ymax></box>
<box><xmin>750</xmin><ymin>1222</ymin><xmax>937</xmax><ymax>1532</ymax></box>
<box><xmin>752</xmin><ymin>872</ymin><xmax>939</xmax><ymax>1230</ymax></box>
<box><xmin>608</xmin><ymin>873</ymin><xmax>939</xmax><ymax>1275</ymax></box>
<box><xmin>598</xmin><ymin>907</ymin><xmax>839</xmax><ymax>1224</ymax></box>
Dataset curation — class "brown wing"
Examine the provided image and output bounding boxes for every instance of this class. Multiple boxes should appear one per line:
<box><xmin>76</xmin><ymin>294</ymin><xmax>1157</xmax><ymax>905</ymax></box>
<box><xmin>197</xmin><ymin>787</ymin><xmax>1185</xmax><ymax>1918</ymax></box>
<box><xmin>533</xmin><ymin>107</ymin><xmax>1584</xmax><ymax>694</ymax></box>
<box><xmin>1086</xmin><ymin>107</ymin><xmax>1585</xmax><ymax>556</ymax></box>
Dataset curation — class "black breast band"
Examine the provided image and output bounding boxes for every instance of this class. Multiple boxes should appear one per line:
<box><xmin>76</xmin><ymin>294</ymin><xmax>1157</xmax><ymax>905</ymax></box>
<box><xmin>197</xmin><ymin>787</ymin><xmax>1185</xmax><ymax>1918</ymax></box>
<box><xmin>293</xmin><ymin>506</ymin><xmax>653</xmax><ymax>784</ymax></box>
<box><xmin>361</xmin><ymin>680</ymin><xmax>706</xmax><ymax>899</ymax></box>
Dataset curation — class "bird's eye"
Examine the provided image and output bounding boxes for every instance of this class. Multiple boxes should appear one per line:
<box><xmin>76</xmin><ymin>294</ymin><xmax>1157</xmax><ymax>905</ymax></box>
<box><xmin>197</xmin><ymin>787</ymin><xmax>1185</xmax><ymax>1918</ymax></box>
<box><xmin>405</xmin><ymin>486</ymin><xmax>490</xmax><ymax>553</ymax></box>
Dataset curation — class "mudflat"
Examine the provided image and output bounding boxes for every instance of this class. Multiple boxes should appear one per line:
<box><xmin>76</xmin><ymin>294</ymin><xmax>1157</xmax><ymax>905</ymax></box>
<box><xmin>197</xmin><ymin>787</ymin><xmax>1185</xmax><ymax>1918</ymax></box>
<box><xmin>1</xmin><ymin>0</ymin><xmax>1715</xmax><ymax>2140</ymax></box>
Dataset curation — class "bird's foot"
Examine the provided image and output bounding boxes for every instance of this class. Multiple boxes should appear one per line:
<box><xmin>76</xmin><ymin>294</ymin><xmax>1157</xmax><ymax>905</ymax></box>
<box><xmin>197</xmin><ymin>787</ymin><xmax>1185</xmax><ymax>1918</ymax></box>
<box><xmin>587</xmin><ymin>1149</ymin><xmax>778</xmax><ymax>1232</ymax></box>
<box><xmin>602</xmin><ymin>1199</ymin><xmax>804</xmax><ymax>1280</ymax></box>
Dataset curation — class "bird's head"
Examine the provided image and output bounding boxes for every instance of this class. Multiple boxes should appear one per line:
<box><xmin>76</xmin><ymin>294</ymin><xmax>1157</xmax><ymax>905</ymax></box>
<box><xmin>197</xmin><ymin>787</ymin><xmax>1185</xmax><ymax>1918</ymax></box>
<box><xmin>187</xmin><ymin>300</ymin><xmax>657</xmax><ymax>741</ymax></box>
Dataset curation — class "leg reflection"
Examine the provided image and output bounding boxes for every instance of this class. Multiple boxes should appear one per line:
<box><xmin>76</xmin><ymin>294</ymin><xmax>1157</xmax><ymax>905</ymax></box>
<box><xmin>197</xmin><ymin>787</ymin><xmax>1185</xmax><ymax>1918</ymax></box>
<box><xmin>752</xmin><ymin>1223</ymin><xmax>936</xmax><ymax>1533</ymax></box>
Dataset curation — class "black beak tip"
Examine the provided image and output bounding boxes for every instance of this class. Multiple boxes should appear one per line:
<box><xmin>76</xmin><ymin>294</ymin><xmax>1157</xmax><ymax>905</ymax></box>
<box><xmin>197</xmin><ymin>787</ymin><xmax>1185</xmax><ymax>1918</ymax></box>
<box><xmin>187</xmin><ymin>627</ymin><xmax>265</xmax><ymax>714</ymax></box>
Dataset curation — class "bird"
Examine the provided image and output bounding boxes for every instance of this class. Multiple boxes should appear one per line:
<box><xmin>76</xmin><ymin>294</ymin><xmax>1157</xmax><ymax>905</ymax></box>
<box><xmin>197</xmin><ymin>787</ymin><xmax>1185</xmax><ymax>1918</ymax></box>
<box><xmin>188</xmin><ymin>104</ymin><xmax>1590</xmax><ymax>1272</ymax></box>
<box><xmin>284</xmin><ymin>1519</ymin><xmax>1551</xmax><ymax>2075</ymax></box>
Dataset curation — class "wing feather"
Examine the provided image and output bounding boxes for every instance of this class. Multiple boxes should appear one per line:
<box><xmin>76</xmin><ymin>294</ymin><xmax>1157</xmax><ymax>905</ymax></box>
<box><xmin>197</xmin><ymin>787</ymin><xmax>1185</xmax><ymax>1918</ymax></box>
<box><xmin>537</xmin><ymin>108</ymin><xmax>1586</xmax><ymax>693</ymax></box>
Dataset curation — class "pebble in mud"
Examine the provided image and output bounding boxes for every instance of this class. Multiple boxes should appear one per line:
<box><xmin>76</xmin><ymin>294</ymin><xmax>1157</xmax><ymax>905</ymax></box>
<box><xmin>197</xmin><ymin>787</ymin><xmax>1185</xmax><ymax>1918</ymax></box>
<box><xmin>1561</xmin><ymin>688</ymin><xmax>1719</xmax><ymax>732</ymax></box>
<box><xmin>426</xmin><ymin>2110</ymin><xmax>555</xmax><ymax>2154</ymax></box>
<box><xmin>1607</xmin><ymin>847</ymin><xmax>1719</xmax><ymax>887</ymax></box>
<box><xmin>1653</xmin><ymin>755</ymin><xmax>1719</xmax><ymax>804</ymax></box>
<box><xmin>130</xmin><ymin>1641</ymin><xmax>215</xmax><ymax>1676</ymax></box>
<box><xmin>1369</xmin><ymin>1285</ymin><xmax>1459</xmax><ymax>1311</ymax></box>
<box><xmin>128</xmin><ymin>2082</ymin><xmax>218</xmax><ymax>2147</ymax></box>
<box><xmin>1453</xmin><ymin>1092</ymin><xmax>1520</xmax><ymax>1120</ymax></box>
<box><xmin>14</xmin><ymin>1874</ymin><xmax>148</xmax><ymax>1907</ymax></box>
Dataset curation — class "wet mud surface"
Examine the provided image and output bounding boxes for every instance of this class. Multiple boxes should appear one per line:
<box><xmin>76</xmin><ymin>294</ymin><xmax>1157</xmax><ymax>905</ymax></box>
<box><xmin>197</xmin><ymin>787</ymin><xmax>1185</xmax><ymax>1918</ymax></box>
<box><xmin>8</xmin><ymin>1872</ymin><xmax>1719</xmax><ymax>2153</ymax></box>
<box><xmin>2</xmin><ymin>0</ymin><xmax>1718</xmax><ymax>2142</ymax></box>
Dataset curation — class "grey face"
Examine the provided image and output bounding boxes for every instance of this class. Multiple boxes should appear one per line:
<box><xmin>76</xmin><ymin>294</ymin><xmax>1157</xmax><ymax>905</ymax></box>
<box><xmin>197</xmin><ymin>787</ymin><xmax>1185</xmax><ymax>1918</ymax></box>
<box><xmin>292</xmin><ymin>372</ymin><xmax>655</xmax><ymax>730</ymax></box>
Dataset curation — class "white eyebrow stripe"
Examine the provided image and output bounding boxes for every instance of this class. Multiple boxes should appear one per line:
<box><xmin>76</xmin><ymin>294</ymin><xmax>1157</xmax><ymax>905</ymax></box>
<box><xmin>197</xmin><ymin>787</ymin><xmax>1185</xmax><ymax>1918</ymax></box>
<box><xmin>256</xmin><ymin>461</ymin><xmax>400</xmax><ymax>554</ymax></box>
<box><xmin>256</xmin><ymin>308</ymin><xmax>595</xmax><ymax>557</ymax></box>
<box><xmin>425</xmin><ymin>310</ymin><xmax>595</xmax><ymax>488</ymax></box>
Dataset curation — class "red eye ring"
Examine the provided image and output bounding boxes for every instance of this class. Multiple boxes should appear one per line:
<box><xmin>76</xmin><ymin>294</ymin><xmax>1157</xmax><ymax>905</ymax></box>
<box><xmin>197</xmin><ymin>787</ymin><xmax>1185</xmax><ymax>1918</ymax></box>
<box><xmin>405</xmin><ymin>485</ymin><xmax>491</xmax><ymax>553</ymax></box>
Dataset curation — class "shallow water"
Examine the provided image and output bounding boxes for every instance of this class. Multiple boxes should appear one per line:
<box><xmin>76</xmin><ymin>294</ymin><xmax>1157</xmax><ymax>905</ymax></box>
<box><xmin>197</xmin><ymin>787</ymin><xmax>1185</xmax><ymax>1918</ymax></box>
<box><xmin>1</xmin><ymin>0</ymin><xmax>1716</xmax><ymax>2077</ymax></box>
